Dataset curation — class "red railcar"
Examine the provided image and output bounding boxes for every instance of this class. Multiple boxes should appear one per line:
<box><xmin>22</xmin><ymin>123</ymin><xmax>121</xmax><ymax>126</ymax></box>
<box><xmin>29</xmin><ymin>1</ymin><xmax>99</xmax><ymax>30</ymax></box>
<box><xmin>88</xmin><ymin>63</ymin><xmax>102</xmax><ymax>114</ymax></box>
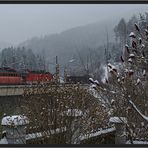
<box><xmin>25</xmin><ymin>71</ymin><xmax>53</xmax><ymax>84</ymax></box>
<box><xmin>0</xmin><ymin>68</ymin><xmax>53</xmax><ymax>85</ymax></box>
<box><xmin>0</xmin><ymin>67</ymin><xmax>22</xmax><ymax>85</ymax></box>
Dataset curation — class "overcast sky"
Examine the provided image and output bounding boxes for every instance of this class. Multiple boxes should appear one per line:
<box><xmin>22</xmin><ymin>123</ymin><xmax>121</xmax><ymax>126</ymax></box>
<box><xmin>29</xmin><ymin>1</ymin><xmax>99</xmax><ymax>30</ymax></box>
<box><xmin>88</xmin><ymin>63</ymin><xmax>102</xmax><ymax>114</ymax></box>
<box><xmin>0</xmin><ymin>4</ymin><xmax>148</xmax><ymax>45</ymax></box>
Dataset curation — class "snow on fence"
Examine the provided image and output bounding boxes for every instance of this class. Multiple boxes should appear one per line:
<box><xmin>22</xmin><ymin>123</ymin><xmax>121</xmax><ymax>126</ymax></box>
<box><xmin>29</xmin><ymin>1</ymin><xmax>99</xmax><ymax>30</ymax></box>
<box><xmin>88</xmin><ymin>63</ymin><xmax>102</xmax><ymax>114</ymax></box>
<box><xmin>26</xmin><ymin>126</ymin><xmax>116</xmax><ymax>143</ymax></box>
<box><xmin>126</xmin><ymin>140</ymin><xmax>148</xmax><ymax>144</ymax></box>
<box><xmin>109</xmin><ymin>117</ymin><xmax>127</xmax><ymax>144</ymax></box>
<box><xmin>79</xmin><ymin>127</ymin><xmax>116</xmax><ymax>141</ymax></box>
<box><xmin>26</xmin><ymin>127</ymin><xmax>67</xmax><ymax>140</ymax></box>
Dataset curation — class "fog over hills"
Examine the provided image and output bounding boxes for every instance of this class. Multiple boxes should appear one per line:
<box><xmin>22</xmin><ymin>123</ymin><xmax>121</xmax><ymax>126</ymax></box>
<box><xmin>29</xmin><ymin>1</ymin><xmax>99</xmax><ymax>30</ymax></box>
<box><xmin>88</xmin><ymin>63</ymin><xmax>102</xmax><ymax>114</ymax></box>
<box><xmin>0</xmin><ymin>41</ymin><xmax>12</xmax><ymax>50</ymax></box>
<box><xmin>18</xmin><ymin>19</ymin><xmax>115</xmax><ymax>68</ymax></box>
<box><xmin>0</xmin><ymin>4</ymin><xmax>147</xmax><ymax>73</ymax></box>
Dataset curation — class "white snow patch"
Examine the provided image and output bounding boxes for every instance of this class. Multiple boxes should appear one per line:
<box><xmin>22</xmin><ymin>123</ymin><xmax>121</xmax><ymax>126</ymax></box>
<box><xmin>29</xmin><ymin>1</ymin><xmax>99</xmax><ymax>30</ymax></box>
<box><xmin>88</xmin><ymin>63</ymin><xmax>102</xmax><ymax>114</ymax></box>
<box><xmin>61</xmin><ymin>109</ymin><xmax>82</xmax><ymax>117</ymax></box>
<box><xmin>1</xmin><ymin>115</ymin><xmax>29</xmax><ymax>126</ymax></box>
<box><xmin>125</xmin><ymin>69</ymin><xmax>128</xmax><ymax>73</ymax></box>
<box><xmin>141</xmin><ymin>44</ymin><xmax>145</xmax><ymax>48</ymax></box>
<box><xmin>136</xmin><ymin>78</ymin><xmax>141</xmax><ymax>85</ymax></box>
<box><xmin>94</xmin><ymin>80</ymin><xmax>99</xmax><ymax>85</ymax></box>
<box><xmin>89</xmin><ymin>78</ymin><xmax>94</xmax><ymax>83</ymax></box>
<box><xmin>107</xmin><ymin>63</ymin><xmax>112</xmax><ymax>68</ymax></box>
<box><xmin>0</xmin><ymin>137</ymin><xmax>8</xmax><ymax>144</ymax></box>
<box><xmin>128</xmin><ymin>58</ymin><xmax>132</xmax><ymax>63</ymax></box>
<box><xmin>109</xmin><ymin>117</ymin><xmax>127</xmax><ymax>124</ymax></box>
<box><xmin>101</xmin><ymin>65</ymin><xmax>108</xmax><ymax>83</ymax></box>
<box><xmin>59</xmin><ymin>77</ymin><xmax>64</xmax><ymax>84</ymax></box>
<box><xmin>129</xmin><ymin>32</ymin><xmax>136</xmax><ymax>38</ymax></box>
<box><xmin>129</xmin><ymin>54</ymin><xmax>135</xmax><ymax>58</ymax></box>
<box><xmin>125</xmin><ymin>44</ymin><xmax>129</xmax><ymax>48</ymax></box>
<box><xmin>110</xmin><ymin>91</ymin><xmax>116</xmax><ymax>94</ymax></box>
<box><xmin>126</xmin><ymin>140</ymin><xmax>148</xmax><ymax>144</ymax></box>
<box><xmin>91</xmin><ymin>84</ymin><xmax>96</xmax><ymax>89</ymax></box>
<box><xmin>143</xmin><ymin>69</ymin><xmax>146</xmax><ymax>76</ymax></box>
<box><xmin>69</xmin><ymin>59</ymin><xmax>75</xmax><ymax>63</ymax></box>
<box><xmin>111</xmin><ymin>99</ymin><xmax>115</xmax><ymax>104</ymax></box>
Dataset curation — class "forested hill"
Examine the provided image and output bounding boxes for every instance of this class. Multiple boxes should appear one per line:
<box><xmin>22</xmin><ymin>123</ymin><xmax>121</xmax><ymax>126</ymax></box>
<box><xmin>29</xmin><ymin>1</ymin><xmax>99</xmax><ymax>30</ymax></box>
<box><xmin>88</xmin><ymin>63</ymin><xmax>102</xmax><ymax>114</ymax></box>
<box><xmin>18</xmin><ymin>20</ymin><xmax>115</xmax><ymax>66</ymax></box>
<box><xmin>0</xmin><ymin>47</ymin><xmax>45</xmax><ymax>71</ymax></box>
<box><xmin>0</xmin><ymin>13</ymin><xmax>147</xmax><ymax>78</ymax></box>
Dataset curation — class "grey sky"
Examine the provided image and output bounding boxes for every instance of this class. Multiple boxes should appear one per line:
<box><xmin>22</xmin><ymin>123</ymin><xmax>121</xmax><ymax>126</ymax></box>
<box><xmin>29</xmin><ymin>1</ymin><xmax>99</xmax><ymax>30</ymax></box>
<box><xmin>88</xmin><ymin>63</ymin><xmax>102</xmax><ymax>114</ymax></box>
<box><xmin>0</xmin><ymin>4</ymin><xmax>147</xmax><ymax>45</ymax></box>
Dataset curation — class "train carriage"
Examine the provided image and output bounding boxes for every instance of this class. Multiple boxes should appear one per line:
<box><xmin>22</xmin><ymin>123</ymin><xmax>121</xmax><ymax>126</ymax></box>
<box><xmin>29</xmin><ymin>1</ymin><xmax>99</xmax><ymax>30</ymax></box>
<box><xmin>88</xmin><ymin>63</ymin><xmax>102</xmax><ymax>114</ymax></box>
<box><xmin>0</xmin><ymin>67</ymin><xmax>53</xmax><ymax>85</ymax></box>
<box><xmin>0</xmin><ymin>67</ymin><xmax>22</xmax><ymax>85</ymax></box>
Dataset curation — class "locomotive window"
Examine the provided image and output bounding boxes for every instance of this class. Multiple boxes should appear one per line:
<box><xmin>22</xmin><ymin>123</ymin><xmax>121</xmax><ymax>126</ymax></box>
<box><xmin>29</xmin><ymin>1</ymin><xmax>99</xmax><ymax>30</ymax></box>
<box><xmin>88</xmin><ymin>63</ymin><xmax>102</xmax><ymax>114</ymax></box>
<box><xmin>11</xmin><ymin>73</ymin><xmax>15</xmax><ymax>76</ymax></box>
<box><xmin>10</xmin><ymin>73</ymin><xmax>14</xmax><ymax>76</ymax></box>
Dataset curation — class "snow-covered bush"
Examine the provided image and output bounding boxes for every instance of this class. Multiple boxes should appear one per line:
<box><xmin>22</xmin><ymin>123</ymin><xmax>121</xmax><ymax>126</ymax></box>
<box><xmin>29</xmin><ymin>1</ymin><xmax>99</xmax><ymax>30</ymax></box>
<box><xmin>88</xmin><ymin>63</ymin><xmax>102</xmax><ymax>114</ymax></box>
<box><xmin>21</xmin><ymin>83</ymin><xmax>109</xmax><ymax>144</ymax></box>
<box><xmin>90</xmin><ymin>23</ymin><xmax>148</xmax><ymax>141</ymax></box>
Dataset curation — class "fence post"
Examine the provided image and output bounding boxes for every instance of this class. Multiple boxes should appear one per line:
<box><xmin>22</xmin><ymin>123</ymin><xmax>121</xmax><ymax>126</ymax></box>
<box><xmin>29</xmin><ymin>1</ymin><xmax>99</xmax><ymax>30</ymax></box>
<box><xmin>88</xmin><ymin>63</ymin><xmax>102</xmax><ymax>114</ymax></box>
<box><xmin>1</xmin><ymin>115</ymin><xmax>29</xmax><ymax>144</ymax></box>
<box><xmin>61</xmin><ymin>109</ymin><xmax>82</xmax><ymax>144</ymax></box>
<box><xmin>109</xmin><ymin>117</ymin><xmax>127</xmax><ymax>144</ymax></box>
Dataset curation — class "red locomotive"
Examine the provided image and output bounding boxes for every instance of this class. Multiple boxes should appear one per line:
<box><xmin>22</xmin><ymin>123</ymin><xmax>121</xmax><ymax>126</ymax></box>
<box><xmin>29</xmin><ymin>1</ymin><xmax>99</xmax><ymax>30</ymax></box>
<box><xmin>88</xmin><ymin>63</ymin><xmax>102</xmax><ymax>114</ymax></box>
<box><xmin>0</xmin><ymin>67</ymin><xmax>53</xmax><ymax>85</ymax></box>
<box><xmin>21</xmin><ymin>69</ymin><xmax>53</xmax><ymax>84</ymax></box>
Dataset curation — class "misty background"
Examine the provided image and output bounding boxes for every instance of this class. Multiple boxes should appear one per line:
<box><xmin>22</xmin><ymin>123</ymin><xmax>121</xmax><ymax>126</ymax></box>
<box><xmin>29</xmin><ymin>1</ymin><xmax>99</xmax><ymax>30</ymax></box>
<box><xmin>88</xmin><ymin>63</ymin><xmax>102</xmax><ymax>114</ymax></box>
<box><xmin>0</xmin><ymin>4</ymin><xmax>148</xmax><ymax>79</ymax></box>
<box><xmin>0</xmin><ymin>4</ymin><xmax>147</xmax><ymax>45</ymax></box>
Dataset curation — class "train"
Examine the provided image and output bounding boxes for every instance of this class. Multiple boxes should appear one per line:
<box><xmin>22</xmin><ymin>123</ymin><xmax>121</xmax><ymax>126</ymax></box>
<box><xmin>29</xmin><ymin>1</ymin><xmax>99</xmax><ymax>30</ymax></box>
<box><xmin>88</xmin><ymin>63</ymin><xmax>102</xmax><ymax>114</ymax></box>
<box><xmin>0</xmin><ymin>67</ymin><xmax>53</xmax><ymax>85</ymax></box>
<box><xmin>66</xmin><ymin>75</ymin><xmax>90</xmax><ymax>84</ymax></box>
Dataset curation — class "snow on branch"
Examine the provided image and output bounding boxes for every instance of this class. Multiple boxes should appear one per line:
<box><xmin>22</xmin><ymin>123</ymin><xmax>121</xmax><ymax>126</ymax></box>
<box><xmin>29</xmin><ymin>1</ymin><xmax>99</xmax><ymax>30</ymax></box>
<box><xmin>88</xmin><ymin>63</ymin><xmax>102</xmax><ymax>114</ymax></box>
<box><xmin>129</xmin><ymin>100</ymin><xmax>148</xmax><ymax>122</ymax></box>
